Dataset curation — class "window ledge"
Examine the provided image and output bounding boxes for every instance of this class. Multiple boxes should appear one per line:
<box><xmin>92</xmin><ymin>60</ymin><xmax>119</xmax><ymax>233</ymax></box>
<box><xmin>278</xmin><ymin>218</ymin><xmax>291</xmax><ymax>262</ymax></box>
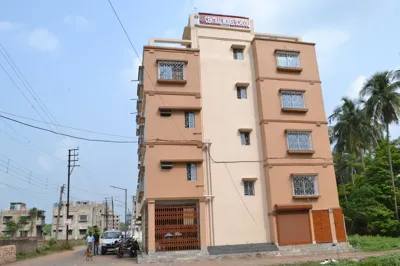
<box><xmin>293</xmin><ymin>195</ymin><xmax>320</xmax><ymax>199</ymax></box>
<box><xmin>281</xmin><ymin>108</ymin><xmax>308</xmax><ymax>113</ymax></box>
<box><xmin>277</xmin><ymin>66</ymin><xmax>303</xmax><ymax>73</ymax></box>
<box><xmin>287</xmin><ymin>150</ymin><xmax>315</xmax><ymax>155</ymax></box>
<box><xmin>157</xmin><ymin>79</ymin><xmax>187</xmax><ymax>85</ymax></box>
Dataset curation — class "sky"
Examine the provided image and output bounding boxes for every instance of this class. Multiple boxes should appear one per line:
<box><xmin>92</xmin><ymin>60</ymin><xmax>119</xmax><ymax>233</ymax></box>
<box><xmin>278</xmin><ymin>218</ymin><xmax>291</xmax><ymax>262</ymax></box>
<box><xmin>0</xmin><ymin>0</ymin><xmax>399</xmax><ymax>223</ymax></box>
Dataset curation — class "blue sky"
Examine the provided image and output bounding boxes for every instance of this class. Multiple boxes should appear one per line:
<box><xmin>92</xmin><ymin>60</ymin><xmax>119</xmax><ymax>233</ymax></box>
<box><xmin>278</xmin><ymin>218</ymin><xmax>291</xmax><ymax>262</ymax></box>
<box><xmin>0</xmin><ymin>0</ymin><xmax>399</xmax><ymax>223</ymax></box>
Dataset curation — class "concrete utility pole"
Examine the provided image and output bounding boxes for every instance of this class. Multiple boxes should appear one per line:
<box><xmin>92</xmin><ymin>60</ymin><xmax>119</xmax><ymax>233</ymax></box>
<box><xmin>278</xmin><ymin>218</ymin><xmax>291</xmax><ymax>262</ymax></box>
<box><xmin>111</xmin><ymin>197</ymin><xmax>115</xmax><ymax>230</ymax></box>
<box><xmin>105</xmin><ymin>199</ymin><xmax>108</xmax><ymax>231</ymax></box>
<box><xmin>55</xmin><ymin>184</ymin><xmax>65</xmax><ymax>240</ymax></box>
<box><xmin>66</xmin><ymin>148</ymin><xmax>79</xmax><ymax>245</ymax></box>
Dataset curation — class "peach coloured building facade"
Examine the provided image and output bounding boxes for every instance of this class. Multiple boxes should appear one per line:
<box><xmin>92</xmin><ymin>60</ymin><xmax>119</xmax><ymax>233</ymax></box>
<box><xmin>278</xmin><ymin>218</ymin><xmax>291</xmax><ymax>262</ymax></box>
<box><xmin>135</xmin><ymin>13</ymin><xmax>346</xmax><ymax>254</ymax></box>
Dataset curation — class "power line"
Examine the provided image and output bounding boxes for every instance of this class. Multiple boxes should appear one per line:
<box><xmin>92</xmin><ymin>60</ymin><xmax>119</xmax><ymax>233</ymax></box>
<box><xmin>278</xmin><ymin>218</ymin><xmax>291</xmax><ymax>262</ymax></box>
<box><xmin>0</xmin><ymin>114</ymin><xmax>138</xmax><ymax>143</ymax></box>
<box><xmin>0</xmin><ymin>44</ymin><xmax>66</xmax><ymax>136</ymax></box>
<box><xmin>0</xmin><ymin>61</ymin><xmax>58</xmax><ymax>134</ymax></box>
<box><xmin>0</xmin><ymin>116</ymin><xmax>64</xmax><ymax>161</ymax></box>
<box><xmin>0</xmin><ymin>111</ymin><xmax>136</xmax><ymax>139</ymax></box>
<box><xmin>106</xmin><ymin>0</ymin><xmax>187</xmax><ymax>141</ymax></box>
<box><xmin>0</xmin><ymin>180</ymin><xmax>47</xmax><ymax>195</ymax></box>
<box><xmin>0</xmin><ymin>166</ymin><xmax>49</xmax><ymax>189</ymax></box>
<box><xmin>0</xmin><ymin>44</ymin><xmax>106</xmax><ymax>184</ymax></box>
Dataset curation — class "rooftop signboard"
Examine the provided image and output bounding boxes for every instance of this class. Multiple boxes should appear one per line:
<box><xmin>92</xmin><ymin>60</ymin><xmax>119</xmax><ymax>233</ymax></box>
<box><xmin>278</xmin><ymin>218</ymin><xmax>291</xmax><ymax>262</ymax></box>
<box><xmin>198</xmin><ymin>13</ymin><xmax>250</xmax><ymax>29</ymax></box>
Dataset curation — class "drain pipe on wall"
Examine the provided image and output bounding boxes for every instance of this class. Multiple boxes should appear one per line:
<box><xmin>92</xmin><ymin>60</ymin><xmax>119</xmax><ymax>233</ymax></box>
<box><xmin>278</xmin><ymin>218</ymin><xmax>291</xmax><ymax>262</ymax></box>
<box><xmin>203</xmin><ymin>141</ymin><xmax>215</xmax><ymax>246</ymax></box>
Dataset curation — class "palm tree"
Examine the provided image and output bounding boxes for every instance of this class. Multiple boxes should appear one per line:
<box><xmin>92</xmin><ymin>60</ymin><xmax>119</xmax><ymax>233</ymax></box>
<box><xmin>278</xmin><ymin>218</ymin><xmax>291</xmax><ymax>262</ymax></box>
<box><xmin>360</xmin><ymin>70</ymin><xmax>400</xmax><ymax>220</ymax></box>
<box><xmin>329</xmin><ymin>97</ymin><xmax>380</xmax><ymax>183</ymax></box>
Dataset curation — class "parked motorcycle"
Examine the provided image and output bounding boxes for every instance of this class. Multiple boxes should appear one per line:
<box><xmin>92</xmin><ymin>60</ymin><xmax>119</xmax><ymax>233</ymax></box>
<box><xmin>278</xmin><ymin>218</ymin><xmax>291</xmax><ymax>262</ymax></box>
<box><xmin>115</xmin><ymin>237</ymin><xmax>140</xmax><ymax>258</ymax></box>
<box><xmin>128</xmin><ymin>238</ymin><xmax>140</xmax><ymax>258</ymax></box>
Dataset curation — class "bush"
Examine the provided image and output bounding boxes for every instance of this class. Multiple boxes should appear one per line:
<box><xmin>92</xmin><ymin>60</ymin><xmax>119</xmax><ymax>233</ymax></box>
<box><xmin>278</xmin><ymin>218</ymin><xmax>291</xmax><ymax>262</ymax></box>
<box><xmin>280</xmin><ymin>253</ymin><xmax>400</xmax><ymax>265</ymax></box>
<box><xmin>349</xmin><ymin>235</ymin><xmax>400</xmax><ymax>252</ymax></box>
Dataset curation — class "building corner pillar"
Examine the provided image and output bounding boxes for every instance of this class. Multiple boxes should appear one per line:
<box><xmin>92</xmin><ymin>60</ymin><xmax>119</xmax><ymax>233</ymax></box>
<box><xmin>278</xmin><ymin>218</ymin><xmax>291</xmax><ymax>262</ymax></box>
<box><xmin>148</xmin><ymin>201</ymin><xmax>156</xmax><ymax>253</ymax></box>
<box><xmin>328</xmin><ymin>209</ymin><xmax>338</xmax><ymax>244</ymax></box>
<box><xmin>199</xmin><ymin>199</ymin><xmax>207</xmax><ymax>250</ymax></box>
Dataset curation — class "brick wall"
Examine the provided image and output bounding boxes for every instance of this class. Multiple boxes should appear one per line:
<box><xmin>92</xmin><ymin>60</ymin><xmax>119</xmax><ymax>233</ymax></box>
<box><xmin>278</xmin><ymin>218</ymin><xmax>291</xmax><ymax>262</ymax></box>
<box><xmin>0</xmin><ymin>245</ymin><xmax>16</xmax><ymax>265</ymax></box>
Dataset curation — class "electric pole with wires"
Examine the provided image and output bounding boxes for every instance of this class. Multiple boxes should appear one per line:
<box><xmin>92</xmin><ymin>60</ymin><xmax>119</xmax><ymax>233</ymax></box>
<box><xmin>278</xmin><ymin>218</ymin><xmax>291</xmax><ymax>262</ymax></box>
<box><xmin>111</xmin><ymin>197</ymin><xmax>115</xmax><ymax>230</ymax></box>
<box><xmin>55</xmin><ymin>184</ymin><xmax>65</xmax><ymax>240</ymax></box>
<box><xmin>66</xmin><ymin>148</ymin><xmax>79</xmax><ymax>245</ymax></box>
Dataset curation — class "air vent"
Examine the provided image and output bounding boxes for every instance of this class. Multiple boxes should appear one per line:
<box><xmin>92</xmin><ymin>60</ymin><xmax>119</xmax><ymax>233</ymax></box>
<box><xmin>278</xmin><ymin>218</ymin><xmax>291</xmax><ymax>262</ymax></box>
<box><xmin>160</xmin><ymin>109</ymin><xmax>172</xmax><ymax>117</ymax></box>
<box><xmin>161</xmin><ymin>162</ymin><xmax>173</xmax><ymax>170</ymax></box>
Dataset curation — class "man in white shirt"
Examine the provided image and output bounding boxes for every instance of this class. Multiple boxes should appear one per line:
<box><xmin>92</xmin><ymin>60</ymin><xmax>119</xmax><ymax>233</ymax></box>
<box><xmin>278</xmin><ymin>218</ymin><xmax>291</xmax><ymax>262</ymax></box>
<box><xmin>86</xmin><ymin>232</ymin><xmax>95</xmax><ymax>253</ymax></box>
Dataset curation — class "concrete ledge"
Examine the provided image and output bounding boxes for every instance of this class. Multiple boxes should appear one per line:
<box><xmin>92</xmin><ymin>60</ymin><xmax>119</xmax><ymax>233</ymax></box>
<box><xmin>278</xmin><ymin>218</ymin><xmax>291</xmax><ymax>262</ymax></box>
<box><xmin>138</xmin><ymin>250</ymin><xmax>209</xmax><ymax>264</ymax></box>
<box><xmin>208</xmin><ymin>243</ymin><xmax>278</xmax><ymax>255</ymax></box>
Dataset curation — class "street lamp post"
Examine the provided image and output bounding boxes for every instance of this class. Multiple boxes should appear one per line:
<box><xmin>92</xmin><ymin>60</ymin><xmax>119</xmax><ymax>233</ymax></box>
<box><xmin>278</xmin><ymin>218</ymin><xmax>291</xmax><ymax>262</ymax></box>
<box><xmin>110</xmin><ymin>185</ymin><xmax>127</xmax><ymax>239</ymax></box>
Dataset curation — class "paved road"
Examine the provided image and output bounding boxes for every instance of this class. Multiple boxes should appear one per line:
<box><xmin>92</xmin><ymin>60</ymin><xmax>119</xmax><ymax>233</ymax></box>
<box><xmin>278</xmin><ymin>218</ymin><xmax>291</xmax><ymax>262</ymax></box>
<box><xmin>11</xmin><ymin>247</ymin><xmax>137</xmax><ymax>266</ymax></box>
<box><xmin>9</xmin><ymin>247</ymin><xmax>400</xmax><ymax>266</ymax></box>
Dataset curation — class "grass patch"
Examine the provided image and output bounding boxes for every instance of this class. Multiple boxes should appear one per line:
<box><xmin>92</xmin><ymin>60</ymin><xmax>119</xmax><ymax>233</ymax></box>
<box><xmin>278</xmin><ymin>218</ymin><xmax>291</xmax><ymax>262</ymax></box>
<box><xmin>280</xmin><ymin>253</ymin><xmax>400</xmax><ymax>265</ymax></box>
<box><xmin>348</xmin><ymin>235</ymin><xmax>400</xmax><ymax>252</ymax></box>
<box><xmin>16</xmin><ymin>239</ymin><xmax>85</xmax><ymax>261</ymax></box>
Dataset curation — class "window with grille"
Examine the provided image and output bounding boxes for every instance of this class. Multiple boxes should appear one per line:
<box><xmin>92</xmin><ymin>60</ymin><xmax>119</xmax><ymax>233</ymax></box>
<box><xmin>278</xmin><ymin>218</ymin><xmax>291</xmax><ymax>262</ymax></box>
<box><xmin>79</xmin><ymin>215</ymin><xmax>88</xmax><ymax>222</ymax></box>
<box><xmin>280</xmin><ymin>90</ymin><xmax>305</xmax><ymax>109</ymax></box>
<box><xmin>237</xmin><ymin>87</ymin><xmax>247</xmax><ymax>99</ymax></box>
<box><xmin>186</xmin><ymin>163</ymin><xmax>197</xmax><ymax>181</ymax></box>
<box><xmin>240</xmin><ymin>132</ymin><xmax>250</xmax><ymax>145</ymax></box>
<box><xmin>138</xmin><ymin>67</ymin><xmax>144</xmax><ymax>85</ymax></box>
<box><xmin>286</xmin><ymin>131</ymin><xmax>312</xmax><ymax>151</ymax></box>
<box><xmin>233</xmin><ymin>48</ymin><xmax>244</xmax><ymax>60</ymax></box>
<box><xmin>244</xmin><ymin>181</ymin><xmax>255</xmax><ymax>196</ymax></box>
<box><xmin>276</xmin><ymin>51</ymin><xmax>300</xmax><ymax>68</ymax></box>
<box><xmin>158</xmin><ymin>61</ymin><xmax>185</xmax><ymax>80</ymax></box>
<box><xmin>184</xmin><ymin>112</ymin><xmax>195</xmax><ymax>128</ymax></box>
<box><xmin>292</xmin><ymin>175</ymin><xmax>318</xmax><ymax>196</ymax></box>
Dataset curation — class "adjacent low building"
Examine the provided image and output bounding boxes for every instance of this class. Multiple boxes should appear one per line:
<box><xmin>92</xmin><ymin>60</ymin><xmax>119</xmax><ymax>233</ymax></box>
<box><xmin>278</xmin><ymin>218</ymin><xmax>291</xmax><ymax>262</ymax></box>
<box><xmin>0</xmin><ymin>202</ymin><xmax>45</xmax><ymax>238</ymax></box>
<box><xmin>51</xmin><ymin>201</ymin><xmax>120</xmax><ymax>239</ymax></box>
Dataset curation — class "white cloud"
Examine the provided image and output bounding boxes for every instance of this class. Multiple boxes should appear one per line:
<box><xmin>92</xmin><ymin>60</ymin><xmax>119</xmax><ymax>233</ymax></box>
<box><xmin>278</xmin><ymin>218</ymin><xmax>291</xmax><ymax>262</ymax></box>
<box><xmin>346</xmin><ymin>75</ymin><xmax>367</xmax><ymax>99</ymax></box>
<box><xmin>64</xmin><ymin>15</ymin><xmax>89</xmax><ymax>30</ymax></box>
<box><xmin>303</xmin><ymin>29</ymin><xmax>350</xmax><ymax>54</ymax></box>
<box><xmin>28</xmin><ymin>28</ymin><xmax>59</xmax><ymax>52</ymax></box>
<box><xmin>38</xmin><ymin>138</ymin><xmax>77</xmax><ymax>171</ymax></box>
<box><xmin>302</xmin><ymin>29</ymin><xmax>350</xmax><ymax>68</ymax></box>
<box><xmin>0</xmin><ymin>21</ymin><xmax>15</xmax><ymax>31</ymax></box>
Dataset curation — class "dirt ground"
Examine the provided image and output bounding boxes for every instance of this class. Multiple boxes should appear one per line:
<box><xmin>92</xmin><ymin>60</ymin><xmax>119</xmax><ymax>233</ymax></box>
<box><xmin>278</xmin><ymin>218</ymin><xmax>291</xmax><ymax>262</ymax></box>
<box><xmin>9</xmin><ymin>246</ymin><xmax>400</xmax><ymax>266</ymax></box>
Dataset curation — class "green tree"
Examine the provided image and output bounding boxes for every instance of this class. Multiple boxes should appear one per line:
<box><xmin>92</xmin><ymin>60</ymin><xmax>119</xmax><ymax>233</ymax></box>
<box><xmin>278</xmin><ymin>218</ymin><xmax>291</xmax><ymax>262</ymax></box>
<box><xmin>329</xmin><ymin>97</ymin><xmax>380</xmax><ymax>183</ymax></box>
<box><xmin>5</xmin><ymin>221</ymin><xmax>18</xmax><ymax>237</ymax></box>
<box><xmin>360</xmin><ymin>71</ymin><xmax>400</xmax><ymax>220</ymax></box>
<box><xmin>43</xmin><ymin>224</ymin><xmax>52</xmax><ymax>235</ymax></box>
<box><xmin>28</xmin><ymin>208</ymin><xmax>38</xmax><ymax>235</ymax></box>
<box><xmin>119</xmin><ymin>222</ymin><xmax>126</xmax><ymax>232</ymax></box>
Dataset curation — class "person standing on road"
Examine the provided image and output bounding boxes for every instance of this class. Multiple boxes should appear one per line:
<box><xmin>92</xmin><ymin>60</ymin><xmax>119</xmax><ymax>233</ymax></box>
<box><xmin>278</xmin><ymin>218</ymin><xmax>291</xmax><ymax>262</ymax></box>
<box><xmin>85</xmin><ymin>232</ymin><xmax>94</xmax><ymax>254</ymax></box>
<box><xmin>93</xmin><ymin>232</ymin><xmax>100</xmax><ymax>255</ymax></box>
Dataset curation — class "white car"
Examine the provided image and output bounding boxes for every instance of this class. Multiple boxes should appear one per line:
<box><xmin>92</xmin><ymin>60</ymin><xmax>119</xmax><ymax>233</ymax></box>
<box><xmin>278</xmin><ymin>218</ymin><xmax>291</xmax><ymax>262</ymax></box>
<box><xmin>101</xmin><ymin>230</ymin><xmax>122</xmax><ymax>255</ymax></box>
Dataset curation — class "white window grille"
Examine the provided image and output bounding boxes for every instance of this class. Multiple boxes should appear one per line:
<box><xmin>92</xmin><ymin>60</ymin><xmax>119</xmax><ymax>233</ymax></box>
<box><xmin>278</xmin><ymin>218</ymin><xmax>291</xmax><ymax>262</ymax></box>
<box><xmin>158</xmin><ymin>61</ymin><xmax>185</xmax><ymax>80</ymax></box>
<box><xmin>237</xmin><ymin>87</ymin><xmax>247</xmax><ymax>99</ymax></box>
<box><xmin>276</xmin><ymin>51</ymin><xmax>300</xmax><ymax>68</ymax></box>
<box><xmin>280</xmin><ymin>90</ymin><xmax>305</xmax><ymax>108</ymax></box>
<box><xmin>186</xmin><ymin>163</ymin><xmax>197</xmax><ymax>181</ymax></box>
<box><xmin>286</xmin><ymin>132</ymin><xmax>312</xmax><ymax>150</ymax></box>
<box><xmin>233</xmin><ymin>49</ymin><xmax>244</xmax><ymax>60</ymax></box>
<box><xmin>292</xmin><ymin>175</ymin><xmax>318</xmax><ymax>196</ymax></box>
<box><xmin>240</xmin><ymin>132</ymin><xmax>250</xmax><ymax>145</ymax></box>
<box><xmin>244</xmin><ymin>181</ymin><xmax>255</xmax><ymax>196</ymax></box>
<box><xmin>184</xmin><ymin>112</ymin><xmax>195</xmax><ymax>128</ymax></box>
